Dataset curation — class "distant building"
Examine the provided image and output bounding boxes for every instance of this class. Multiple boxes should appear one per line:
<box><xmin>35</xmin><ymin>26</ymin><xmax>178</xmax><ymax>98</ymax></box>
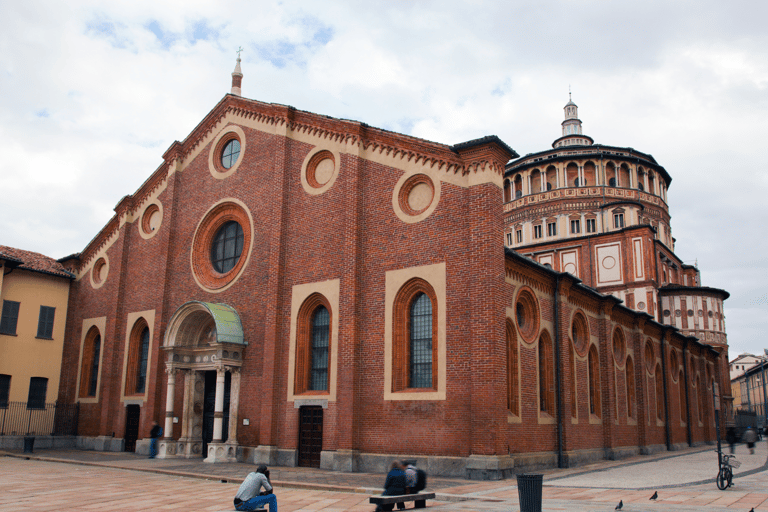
<box><xmin>730</xmin><ymin>353</ymin><xmax>764</xmax><ymax>381</ymax></box>
<box><xmin>732</xmin><ymin>359</ymin><xmax>768</xmax><ymax>427</ymax></box>
<box><xmin>0</xmin><ymin>246</ymin><xmax>74</xmax><ymax>435</ymax></box>
<box><xmin>503</xmin><ymin>95</ymin><xmax>732</xmax><ymax>419</ymax></box>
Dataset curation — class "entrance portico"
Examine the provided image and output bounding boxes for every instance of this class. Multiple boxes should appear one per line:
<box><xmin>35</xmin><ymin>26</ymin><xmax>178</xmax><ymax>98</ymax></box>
<box><xmin>157</xmin><ymin>301</ymin><xmax>246</xmax><ymax>463</ymax></box>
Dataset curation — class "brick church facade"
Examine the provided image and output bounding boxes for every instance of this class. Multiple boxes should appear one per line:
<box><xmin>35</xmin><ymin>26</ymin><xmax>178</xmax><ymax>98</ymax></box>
<box><xmin>56</xmin><ymin>61</ymin><xmax>724</xmax><ymax>478</ymax></box>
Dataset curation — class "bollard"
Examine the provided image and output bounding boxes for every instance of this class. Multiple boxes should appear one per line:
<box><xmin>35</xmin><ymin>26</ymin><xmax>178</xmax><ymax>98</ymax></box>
<box><xmin>516</xmin><ymin>473</ymin><xmax>543</xmax><ymax>512</ymax></box>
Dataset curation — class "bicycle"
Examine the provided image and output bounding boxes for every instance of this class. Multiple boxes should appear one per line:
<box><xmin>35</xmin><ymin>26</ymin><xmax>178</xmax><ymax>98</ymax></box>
<box><xmin>716</xmin><ymin>451</ymin><xmax>740</xmax><ymax>490</ymax></box>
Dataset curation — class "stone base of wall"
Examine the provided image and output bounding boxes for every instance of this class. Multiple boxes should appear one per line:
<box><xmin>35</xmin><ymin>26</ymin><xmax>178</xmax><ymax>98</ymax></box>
<box><xmin>76</xmin><ymin>435</ymin><xmax>125</xmax><ymax>452</ymax></box>
<box><xmin>0</xmin><ymin>435</ymin><xmax>78</xmax><ymax>451</ymax></box>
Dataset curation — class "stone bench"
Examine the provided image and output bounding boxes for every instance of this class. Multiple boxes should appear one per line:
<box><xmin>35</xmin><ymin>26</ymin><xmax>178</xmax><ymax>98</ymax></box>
<box><xmin>369</xmin><ymin>492</ymin><xmax>435</xmax><ymax>509</ymax></box>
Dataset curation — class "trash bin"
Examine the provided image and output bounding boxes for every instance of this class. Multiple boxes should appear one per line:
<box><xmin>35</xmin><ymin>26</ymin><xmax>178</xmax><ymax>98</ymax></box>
<box><xmin>516</xmin><ymin>473</ymin><xmax>543</xmax><ymax>512</ymax></box>
<box><xmin>23</xmin><ymin>436</ymin><xmax>35</xmax><ymax>454</ymax></box>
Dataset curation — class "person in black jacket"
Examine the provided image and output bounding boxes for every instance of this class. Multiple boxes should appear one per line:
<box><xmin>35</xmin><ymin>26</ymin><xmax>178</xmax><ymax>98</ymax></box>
<box><xmin>148</xmin><ymin>421</ymin><xmax>162</xmax><ymax>459</ymax></box>
<box><xmin>376</xmin><ymin>461</ymin><xmax>406</xmax><ymax>512</ymax></box>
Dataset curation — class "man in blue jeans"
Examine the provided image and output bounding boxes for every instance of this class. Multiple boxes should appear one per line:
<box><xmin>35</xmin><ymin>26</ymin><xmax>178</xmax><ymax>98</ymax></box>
<box><xmin>234</xmin><ymin>465</ymin><xmax>277</xmax><ymax>512</ymax></box>
<box><xmin>148</xmin><ymin>421</ymin><xmax>162</xmax><ymax>459</ymax></box>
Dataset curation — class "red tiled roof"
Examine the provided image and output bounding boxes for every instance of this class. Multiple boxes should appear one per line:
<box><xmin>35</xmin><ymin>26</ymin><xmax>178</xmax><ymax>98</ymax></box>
<box><xmin>0</xmin><ymin>245</ymin><xmax>74</xmax><ymax>279</ymax></box>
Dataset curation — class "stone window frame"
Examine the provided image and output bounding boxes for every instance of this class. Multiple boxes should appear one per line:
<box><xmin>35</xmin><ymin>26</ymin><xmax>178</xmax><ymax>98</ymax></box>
<box><xmin>124</xmin><ymin>318</ymin><xmax>151</xmax><ymax>397</ymax></box>
<box><xmin>76</xmin><ymin>317</ymin><xmax>106</xmax><ymax>403</ymax></box>
<box><xmin>89</xmin><ymin>255</ymin><xmax>109</xmax><ymax>290</ymax></box>
<box><xmin>392</xmin><ymin>171</ymin><xmax>441</xmax><ymax>224</ymax></box>
<box><xmin>287</xmin><ymin>280</ymin><xmax>340</xmax><ymax>403</ymax></box>
<box><xmin>294</xmin><ymin>293</ymin><xmax>333</xmax><ymax>396</ymax></box>
<box><xmin>120</xmin><ymin>310</ymin><xmax>156</xmax><ymax>403</ymax></box>
<box><xmin>533</xmin><ymin>224</ymin><xmax>543</xmax><ymax>239</ymax></box>
<box><xmin>384</xmin><ymin>263</ymin><xmax>446</xmax><ymax>401</ymax></box>
<box><xmin>301</xmin><ymin>146</ymin><xmax>341</xmax><ymax>196</ymax></box>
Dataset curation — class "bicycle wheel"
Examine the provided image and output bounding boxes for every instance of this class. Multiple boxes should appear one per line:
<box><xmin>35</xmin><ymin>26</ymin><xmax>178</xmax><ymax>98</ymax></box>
<box><xmin>726</xmin><ymin>467</ymin><xmax>733</xmax><ymax>488</ymax></box>
<box><xmin>716</xmin><ymin>468</ymin><xmax>729</xmax><ymax>490</ymax></box>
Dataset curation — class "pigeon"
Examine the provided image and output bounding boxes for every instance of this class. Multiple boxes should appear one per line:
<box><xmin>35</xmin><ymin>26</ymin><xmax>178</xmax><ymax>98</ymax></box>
<box><xmin>650</xmin><ymin>491</ymin><xmax>658</xmax><ymax>500</ymax></box>
<box><xmin>615</xmin><ymin>499</ymin><xmax>623</xmax><ymax>510</ymax></box>
<box><xmin>748</xmin><ymin>508</ymin><xmax>753</xmax><ymax>512</ymax></box>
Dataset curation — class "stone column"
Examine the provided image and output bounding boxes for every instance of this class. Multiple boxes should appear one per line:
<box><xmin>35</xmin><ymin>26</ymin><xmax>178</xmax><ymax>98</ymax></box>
<box><xmin>212</xmin><ymin>365</ymin><xmax>226</xmax><ymax>442</ymax></box>
<box><xmin>163</xmin><ymin>367</ymin><xmax>176</xmax><ymax>439</ymax></box>
<box><xmin>228</xmin><ymin>367</ymin><xmax>241</xmax><ymax>444</ymax></box>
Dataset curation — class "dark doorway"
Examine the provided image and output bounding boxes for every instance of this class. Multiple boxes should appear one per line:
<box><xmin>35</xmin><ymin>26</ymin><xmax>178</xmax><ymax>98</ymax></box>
<box><xmin>298</xmin><ymin>406</ymin><xmax>323</xmax><ymax>467</ymax></box>
<box><xmin>124</xmin><ymin>404</ymin><xmax>141</xmax><ymax>452</ymax></box>
<box><xmin>202</xmin><ymin>370</ymin><xmax>231</xmax><ymax>455</ymax></box>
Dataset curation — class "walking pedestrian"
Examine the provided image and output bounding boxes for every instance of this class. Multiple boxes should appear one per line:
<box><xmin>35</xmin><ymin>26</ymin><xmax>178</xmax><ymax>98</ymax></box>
<box><xmin>744</xmin><ymin>427</ymin><xmax>758</xmax><ymax>454</ymax></box>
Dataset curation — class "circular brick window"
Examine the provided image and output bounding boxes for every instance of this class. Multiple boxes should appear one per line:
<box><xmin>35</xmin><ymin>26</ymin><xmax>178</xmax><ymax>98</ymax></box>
<box><xmin>612</xmin><ymin>328</ymin><xmax>625</xmax><ymax>366</ymax></box>
<box><xmin>141</xmin><ymin>203</ymin><xmax>162</xmax><ymax>236</ymax></box>
<box><xmin>208</xmin><ymin>125</ymin><xmax>246</xmax><ymax>179</ymax></box>
<box><xmin>399</xmin><ymin>174</ymin><xmax>435</xmax><ymax>216</ymax></box>
<box><xmin>221</xmin><ymin>139</ymin><xmax>241</xmax><ymax>169</ymax></box>
<box><xmin>571</xmin><ymin>312</ymin><xmax>589</xmax><ymax>357</ymax></box>
<box><xmin>687</xmin><ymin>309</ymin><xmax>694</xmax><ymax>317</ymax></box>
<box><xmin>663</xmin><ymin>309</ymin><xmax>671</xmax><ymax>317</ymax></box>
<box><xmin>301</xmin><ymin>147</ymin><xmax>340</xmax><ymax>195</ymax></box>
<box><xmin>191</xmin><ymin>200</ymin><xmax>253</xmax><ymax>292</ymax></box>
<box><xmin>306</xmin><ymin>150</ymin><xmax>336</xmax><ymax>188</ymax></box>
<box><xmin>90</xmin><ymin>256</ymin><xmax>109</xmax><ymax>289</ymax></box>
<box><xmin>644</xmin><ymin>341</ymin><xmax>655</xmax><ymax>373</ymax></box>
<box><xmin>669</xmin><ymin>349</ymin><xmax>679</xmax><ymax>382</ymax></box>
<box><xmin>514</xmin><ymin>288</ymin><xmax>540</xmax><ymax>344</ymax></box>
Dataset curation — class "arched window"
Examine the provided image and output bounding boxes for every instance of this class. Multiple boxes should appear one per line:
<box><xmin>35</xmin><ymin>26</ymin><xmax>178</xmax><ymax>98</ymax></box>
<box><xmin>409</xmin><ymin>293</ymin><xmax>433</xmax><ymax>388</ymax></box>
<box><xmin>539</xmin><ymin>332</ymin><xmax>554</xmax><ymax>415</ymax></box>
<box><xmin>504</xmin><ymin>179</ymin><xmax>512</xmax><ymax>202</ymax></box>
<box><xmin>310</xmin><ymin>306</ymin><xmax>330</xmax><ymax>391</ymax></box>
<box><xmin>655</xmin><ymin>363</ymin><xmax>664</xmax><ymax>422</ymax></box>
<box><xmin>506</xmin><ymin>319</ymin><xmax>519</xmax><ymax>415</ymax></box>
<box><xmin>393</xmin><ymin>279</ymin><xmax>438</xmax><ymax>392</ymax></box>
<box><xmin>626</xmin><ymin>356</ymin><xmax>636</xmax><ymax>419</ymax></box>
<box><xmin>126</xmin><ymin>320</ymin><xmax>151</xmax><ymax>396</ymax></box>
<box><xmin>295</xmin><ymin>294</ymin><xmax>332</xmax><ymax>394</ymax></box>
<box><xmin>588</xmin><ymin>345</ymin><xmax>601</xmax><ymax>417</ymax></box>
<box><xmin>697</xmin><ymin>375</ymin><xmax>704</xmax><ymax>423</ymax></box>
<box><xmin>79</xmin><ymin>327</ymin><xmax>102</xmax><ymax>398</ymax></box>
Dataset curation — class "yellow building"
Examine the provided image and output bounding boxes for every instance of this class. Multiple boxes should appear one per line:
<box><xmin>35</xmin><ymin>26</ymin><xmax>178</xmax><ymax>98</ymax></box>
<box><xmin>0</xmin><ymin>246</ymin><xmax>73</xmax><ymax>437</ymax></box>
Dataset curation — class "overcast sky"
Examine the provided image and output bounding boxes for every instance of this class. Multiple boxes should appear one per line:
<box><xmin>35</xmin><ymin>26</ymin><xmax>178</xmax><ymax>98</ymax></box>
<box><xmin>1</xmin><ymin>1</ymin><xmax>766</xmax><ymax>359</ymax></box>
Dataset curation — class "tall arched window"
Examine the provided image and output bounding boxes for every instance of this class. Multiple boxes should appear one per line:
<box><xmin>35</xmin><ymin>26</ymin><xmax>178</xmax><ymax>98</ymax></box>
<box><xmin>655</xmin><ymin>363</ymin><xmax>664</xmax><ymax>422</ymax></box>
<box><xmin>393</xmin><ymin>279</ymin><xmax>438</xmax><ymax>392</ymax></box>
<box><xmin>588</xmin><ymin>345</ymin><xmax>601</xmax><ymax>417</ymax></box>
<box><xmin>626</xmin><ymin>356</ymin><xmax>636</xmax><ymax>419</ymax></box>
<box><xmin>410</xmin><ymin>293</ymin><xmax>433</xmax><ymax>388</ymax></box>
<box><xmin>125</xmin><ymin>320</ymin><xmax>151</xmax><ymax>396</ymax></box>
<box><xmin>79</xmin><ymin>327</ymin><xmax>102</xmax><ymax>398</ymax></box>
<box><xmin>539</xmin><ymin>332</ymin><xmax>554</xmax><ymax>415</ymax></box>
<box><xmin>506</xmin><ymin>319</ymin><xmax>519</xmax><ymax>415</ymax></box>
<box><xmin>310</xmin><ymin>306</ymin><xmax>330</xmax><ymax>391</ymax></box>
<box><xmin>295</xmin><ymin>294</ymin><xmax>332</xmax><ymax>395</ymax></box>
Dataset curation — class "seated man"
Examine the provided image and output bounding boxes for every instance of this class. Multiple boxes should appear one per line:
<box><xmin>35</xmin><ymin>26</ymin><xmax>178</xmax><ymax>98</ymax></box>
<box><xmin>234</xmin><ymin>465</ymin><xmax>277</xmax><ymax>512</ymax></box>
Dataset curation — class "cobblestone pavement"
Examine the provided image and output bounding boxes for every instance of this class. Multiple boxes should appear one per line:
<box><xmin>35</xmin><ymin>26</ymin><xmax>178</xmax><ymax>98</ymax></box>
<box><xmin>2</xmin><ymin>441</ymin><xmax>768</xmax><ymax>511</ymax></box>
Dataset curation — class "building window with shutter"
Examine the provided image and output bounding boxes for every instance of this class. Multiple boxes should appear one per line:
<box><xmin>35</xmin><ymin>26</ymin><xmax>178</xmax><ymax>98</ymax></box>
<box><xmin>0</xmin><ymin>300</ymin><xmax>20</xmax><ymax>335</ymax></box>
<box><xmin>27</xmin><ymin>377</ymin><xmax>48</xmax><ymax>409</ymax></box>
<box><xmin>37</xmin><ymin>306</ymin><xmax>55</xmax><ymax>339</ymax></box>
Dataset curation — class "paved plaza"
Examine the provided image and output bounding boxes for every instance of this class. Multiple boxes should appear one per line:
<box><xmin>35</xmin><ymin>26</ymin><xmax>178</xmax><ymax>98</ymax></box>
<box><xmin>2</xmin><ymin>442</ymin><xmax>768</xmax><ymax>511</ymax></box>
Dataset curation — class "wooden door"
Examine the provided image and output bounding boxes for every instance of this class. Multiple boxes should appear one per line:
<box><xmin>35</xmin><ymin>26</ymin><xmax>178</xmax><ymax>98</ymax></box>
<box><xmin>298</xmin><ymin>406</ymin><xmax>323</xmax><ymax>467</ymax></box>
<box><xmin>124</xmin><ymin>404</ymin><xmax>140</xmax><ymax>452</ymax></box>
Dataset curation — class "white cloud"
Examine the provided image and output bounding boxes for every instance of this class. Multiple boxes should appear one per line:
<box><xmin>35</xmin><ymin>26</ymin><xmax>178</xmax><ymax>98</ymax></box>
<box><xmin>1</xmin><ymin>0</ymin><xmax>766</xmax><ymax>357</ymax></box>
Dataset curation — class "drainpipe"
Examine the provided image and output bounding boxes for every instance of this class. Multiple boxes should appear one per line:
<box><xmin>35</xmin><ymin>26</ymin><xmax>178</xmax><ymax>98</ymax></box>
<box><xmin>554</xmin><ymin>274</ymin><xmax>565</xmax><ymax>468</ymax></box>
<box><xmin>660</xmin><ymin>329</ymin><xmax>672</xmax><ymax>450</ymax></box>
<box><xmin>682</xmin><ymin>339</ymin><xmax>692</xmax><ymax>447</ymax></box>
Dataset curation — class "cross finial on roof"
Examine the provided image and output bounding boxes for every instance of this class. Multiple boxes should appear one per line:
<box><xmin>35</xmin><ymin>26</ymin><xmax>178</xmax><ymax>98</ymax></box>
<box><xmin>236</xmin><ymin>46</ymin><xmax>244</xmax><ymax>59</ymax></box>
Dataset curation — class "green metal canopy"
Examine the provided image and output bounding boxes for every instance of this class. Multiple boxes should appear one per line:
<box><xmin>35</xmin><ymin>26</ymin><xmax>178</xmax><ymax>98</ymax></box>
<box><xmin>202</xmin><ymin>302</ymin><xmax>246</xmax><ymax>345</ymax></box>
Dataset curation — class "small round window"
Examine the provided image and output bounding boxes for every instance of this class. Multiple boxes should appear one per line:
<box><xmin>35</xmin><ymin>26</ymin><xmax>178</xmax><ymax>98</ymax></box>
<box><xmin>210</xmin><ymin>221</ymin><xmax>244</xmax><ymax>273</ymax></box>
<box><xmin>221</xmin><ymin>139</ymin><xmax>241</xmax><ymax>169</ymax></box>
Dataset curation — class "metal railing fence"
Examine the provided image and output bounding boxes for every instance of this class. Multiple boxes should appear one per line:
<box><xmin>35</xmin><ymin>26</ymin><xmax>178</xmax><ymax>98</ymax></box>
<box><xmin>0</xmin><ymin>401</ymin><xmax>79</xmax><ymax>436</ymax></box>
